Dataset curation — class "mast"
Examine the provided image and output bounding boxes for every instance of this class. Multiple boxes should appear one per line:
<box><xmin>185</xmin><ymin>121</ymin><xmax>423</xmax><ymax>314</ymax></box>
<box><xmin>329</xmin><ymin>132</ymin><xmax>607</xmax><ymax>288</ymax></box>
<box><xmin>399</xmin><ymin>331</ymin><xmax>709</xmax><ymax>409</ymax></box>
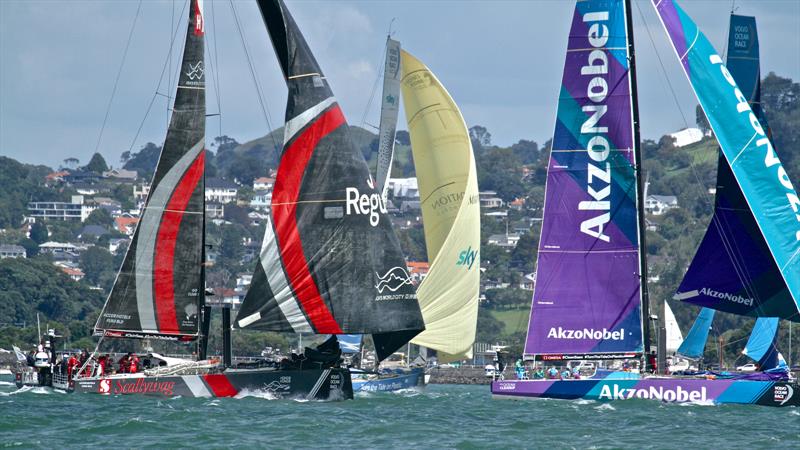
<box><xmin>624</xmin><ymin>0</ymin><xmax>657</xmax><ymax>372</ymax></box>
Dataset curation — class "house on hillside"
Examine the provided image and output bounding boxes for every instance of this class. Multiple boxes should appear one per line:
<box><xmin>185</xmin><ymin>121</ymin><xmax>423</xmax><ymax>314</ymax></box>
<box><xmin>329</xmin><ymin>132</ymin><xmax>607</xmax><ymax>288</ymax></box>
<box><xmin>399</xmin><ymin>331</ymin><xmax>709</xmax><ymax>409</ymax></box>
<box><xmin>103</xmin><ymin>168</ymin><xmax>138</xmax><ymax>181</ymax></box>
<box><xmin>59</xmin><ymin>266</ymin><xmax>85</xmax><ymax>282</ymax></box>
<box><xmin>487</xmin><ymin>233</ymin><xmax>521</xmax><ymax>249</ymax></box>
<box><xmin>108</xmin><ymin>237</ymin><xmax>129</xmax><ymax>255</ymax></box>
<box><xmin>406</xmin><ymin>261</ymin><xmax>429</xmax><ymax>284</ymax></box>
<box><xmin>668</xmin><ymin>127</ymin><xmax>706</xmax><ymax>148</ymax></box>
<box><xmin>206</xmin><ymin>202</ymin><xmax>225</xmax><ymax>219</ymax></box>
<box><xmin>205</xmin><ymin>178</ymin><xmax>239</xmax><ymax>204</ymax></box>
<box><xmin>0</xmin><ymin>244</ymin><xmax>26</xmax><ymax>259</ymax></box>
<box><xmin>388</xmin><ymin>178</ymin><xmax>419</xmax><ymax>199</ymax></box>
<box><xmin>250</xmin><ymin>190</ymin><xmax>272</xmax><ymax>211</ymax></box>
<box><xmin>78</xmin><ymin>225</ymin><xmax>109</xmax><ymax>240</ymax></box>
<box><xmin>115</xmin><ymin>216</ymin><xmax>139</xmax><ymax>236</ymax></box>
<box><xmin>27</xmin><ymin>195</ymin><xmax>96</xmax><ymax>222</ymax></box>
<box><xmin>479</xmin><ymin>191</ymin><xmax>504</xmax><ymax>209</ymax></box>
<box><xmin>252</xmin><ymin>177</ymin><xmax>275</xmax><ymax>191</ymax></box>
<box><xmin>645</xmin><ymin>195</ymin><xmax>679</xmax><ymax>216</ymax></box>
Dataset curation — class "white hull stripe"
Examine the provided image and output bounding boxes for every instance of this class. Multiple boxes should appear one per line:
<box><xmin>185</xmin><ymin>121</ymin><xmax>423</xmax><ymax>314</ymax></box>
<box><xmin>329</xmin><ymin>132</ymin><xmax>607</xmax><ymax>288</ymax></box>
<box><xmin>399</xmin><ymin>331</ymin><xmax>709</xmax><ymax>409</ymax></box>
<box><xmin>283</xmin><ymin>97</ymin><xmax>335</xmax><ymax>144</ymax></box>
<box><xmin>307</xmin><ymin>369</ymin><xmax>331</xmax><ymax>399</ymax></box>
<box><xmin>134</xmin><ymin>139</ymin><xmax>205</xmax><ymax>331</ymax></box>
<box><xmin>259</xmin><ymin>215</ymin><xmax>313</xmax><ymax>333</ymax></box>
<box><xmin>182</xmin><ymin>375</ymin><xmax>212</xmax><ymax>398</ymax></box>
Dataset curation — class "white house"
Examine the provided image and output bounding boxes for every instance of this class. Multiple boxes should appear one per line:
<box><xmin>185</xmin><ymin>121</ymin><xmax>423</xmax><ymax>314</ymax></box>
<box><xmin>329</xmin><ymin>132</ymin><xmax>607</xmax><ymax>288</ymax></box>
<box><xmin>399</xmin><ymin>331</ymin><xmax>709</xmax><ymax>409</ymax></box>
<box><xmin>205</xmin><ymin>178</ymin><xmax>239</xmax><ymax>204</ymax></box>
<box><xmin>479</xmin><ymin>191</ymin><xmax>504</xmax><ymax>209</ymax></box>
<box><xmin>645</xmin><ymin>195</ymin><xmax>679</xmax><ymax>216</ymax></box>
<box><xmin>252</xmin><ymin>177</ymin><xmax>275</xmax><ymax>191</ymax></box>
<box><xmin>0</xmin><ymin>244</ymin><xmax>26</xmax><ymax>259</ymax></box>
<box><xmin>388</xmin><ymin>178</ymin><xmax>419</xmax><ymax>199</ymax></box>
<box><xmin>668</xmin><ymin>127</ymin><xmax>705</xmax><ymax>148</ymax></box>
<box><xmin>487</xmin><ymin>233</ymin><xmax>521</xmax><ymax>249</ymax></box>
<box><xmin>250</xmin><ymin>190</ymin><xmax>272</xmax><ymax>211</ymax></box>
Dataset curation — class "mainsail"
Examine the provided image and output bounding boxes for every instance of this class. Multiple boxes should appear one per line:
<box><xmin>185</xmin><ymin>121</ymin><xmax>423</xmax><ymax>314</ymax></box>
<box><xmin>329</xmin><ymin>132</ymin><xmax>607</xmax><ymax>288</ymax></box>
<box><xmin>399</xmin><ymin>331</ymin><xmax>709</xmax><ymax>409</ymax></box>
<box><xmin>399</xmin><ymin>50</ymin><xmax>481</xmax><ymax>360</ymax></box>
<box><xmin>94</xmin><ymin>0</ymin><xmax>206</xmax><ymax>341</ymax></box>
<box><xmin>524</xmin><ymin>0</ymin><xmax>644</xmax><ymax>357</ymax></box>
<box><xmin>235</xmin><ymin>0</ymin><xmax>424</xmax><ymax>362</ymax></box>
<box><xmin>375</xmin><ymin>38</ymin><xmax>402</xmax><ymax>200</ymax></box>
<box><xmin>654</xmin><ymin>1</ymin><xmax>800</xmax><ymax>322</ymax></box>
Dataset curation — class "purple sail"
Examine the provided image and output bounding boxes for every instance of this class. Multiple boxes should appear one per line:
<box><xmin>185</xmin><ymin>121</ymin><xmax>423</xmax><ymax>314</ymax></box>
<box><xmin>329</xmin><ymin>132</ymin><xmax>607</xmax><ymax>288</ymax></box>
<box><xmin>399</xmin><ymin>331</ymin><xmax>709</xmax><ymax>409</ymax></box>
<box><xmin>525</xmin><ymin>0</ymin><xmax>643</xmax><ymax>356</ymax></box>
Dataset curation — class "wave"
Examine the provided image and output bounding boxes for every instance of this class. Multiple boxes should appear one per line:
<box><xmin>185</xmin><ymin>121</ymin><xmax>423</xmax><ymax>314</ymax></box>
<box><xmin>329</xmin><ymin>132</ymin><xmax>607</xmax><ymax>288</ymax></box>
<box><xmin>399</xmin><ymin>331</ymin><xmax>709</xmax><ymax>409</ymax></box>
<box><xmin>234</xmin><ymin>388</ymin><xmax>280</xmax><ymax>401</ymax></box>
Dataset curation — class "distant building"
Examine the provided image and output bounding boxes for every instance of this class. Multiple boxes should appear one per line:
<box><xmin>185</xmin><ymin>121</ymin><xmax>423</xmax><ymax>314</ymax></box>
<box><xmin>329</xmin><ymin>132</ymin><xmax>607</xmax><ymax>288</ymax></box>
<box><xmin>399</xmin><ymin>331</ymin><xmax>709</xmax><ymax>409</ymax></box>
<box><xmin>236</xmin><ymin>273</ymin><xmax>253</xmax><ymax>289</ymax></box>
<box><xmin>406</xmin><ymin>261</ymin><xmax>429</xmax><ymax>284</ymax></box>
<box><xmin>63</xmin><ymin>170</ymin><xmax>100</xmax><ymax>185</ymax></box>
<box><xmin>252</xmin><ymin>177</ymin><xmax>275</xmax><ymax>191</ymax></box>
<box><xmin>645</xmin><ymin>195</ymin><xmax>679</xmax><ymax>216</ymax></box>
<box><xmin>133</xmin><ymin>183</ymin><xmax>150</xmax><ymax>203</ymax></box>
<box><xmin>103</xmin><ymin>168</ymin><xmax>138</xmax><ymax>181</ymax></box>
<box><xmin>115</xmin><ymin>216</ymin><xmax>139</xmax><ymax>236</ymax></box>
<box><xmin>668</xmin><ymin>127</ymin><xmax>705</xmax><ymax>148</ymax></box>
<box><xmin>27</xmin><ymin>195</ymin><xmax>96</xmax><ymax>222</ymax></box>
<box><xmin>39</xmin><ymin>242</ymin><xmax>80</xmax><ymax>254</ymax></box>
<box><xmin>205</xmin><ymin>178</ymin><xmax>238</xmax><ymax>204</ymax></box>
<box><xmin>487</xmin><ymin>233</ymin><xmax>521</xmax><ymax>249</ymax></box>
<box><xmin>400</xmin><ymin>200</ymin><xmax>421</xmax><ymax>213</ymax></box>
<box><xmin>78</xmin><ymin>225</ymin><xmax>109</xmax><ymax>240</ymax></box>
<box><xmin>508</xmin><ymin>198</ymin><xmax>526</xmax><ymax>211</ymax></box>
<box><xmin>59</xmin><ymin>265</ymin><xmax>85</xmax><ymax>282</ymax></box>
<box><xmin>0</xmin><ymin>244</ymin><xmax>26</xmax><ymax>259</ymax></box>
<box><xmin>250</xmin><ymin>190</ymin><xmax>272</xmax><ymax>211</ymax></box>
<box><xmin>206</xmin><ymin>202</ymin><xmax>225</xmax><ymax>219</ymax></box>
<box><xmin>208</xmin><ymin>287</ymin><xmax>242</xmax><ymax>307</ymax></box>
<box><xmin>479</xmin><ymin>191</ymin><xmax>504</xmax><ymax>209</ymax></box>
<box><xmin>108</xmin><ymin>238</ymin><xmax>129</xmax><ymax>255</ymax></box>
<box><xmin>388</xmin><ymin>178</ymin><xmax>420</xmax><ymax>199</ymax></box>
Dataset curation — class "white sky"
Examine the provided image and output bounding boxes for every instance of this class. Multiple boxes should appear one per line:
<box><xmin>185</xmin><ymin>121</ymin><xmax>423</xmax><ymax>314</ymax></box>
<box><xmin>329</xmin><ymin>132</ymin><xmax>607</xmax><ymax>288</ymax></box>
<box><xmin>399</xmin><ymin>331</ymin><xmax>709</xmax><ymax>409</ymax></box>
<box><xmin>1</xmin><ymin>0</ymin><xmax>798</xmax><ymax>167</ymax></box>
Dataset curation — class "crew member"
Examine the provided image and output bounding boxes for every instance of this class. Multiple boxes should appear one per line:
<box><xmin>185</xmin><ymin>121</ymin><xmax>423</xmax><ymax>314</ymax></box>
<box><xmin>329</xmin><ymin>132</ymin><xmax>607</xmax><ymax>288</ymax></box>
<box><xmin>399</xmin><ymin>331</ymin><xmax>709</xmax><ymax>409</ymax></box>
<box><xmin>128</xmin><ymin>354</ymin><xmax>140</xmax><ymax>374</ymax></box>
<box><xmin>66</xmin><ymin>353</ymin><xmax>79</xmax><ymax>381</ymax></box>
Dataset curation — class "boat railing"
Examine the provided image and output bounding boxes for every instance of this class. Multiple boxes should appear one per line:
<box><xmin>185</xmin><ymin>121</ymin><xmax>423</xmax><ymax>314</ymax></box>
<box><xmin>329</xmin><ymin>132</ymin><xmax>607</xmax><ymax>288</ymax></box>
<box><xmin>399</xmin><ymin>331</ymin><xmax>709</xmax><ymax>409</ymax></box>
<box><xmin>143</xmin><ymin>360</ymin><xmax>221</xmax><ymax>377</ymax></box>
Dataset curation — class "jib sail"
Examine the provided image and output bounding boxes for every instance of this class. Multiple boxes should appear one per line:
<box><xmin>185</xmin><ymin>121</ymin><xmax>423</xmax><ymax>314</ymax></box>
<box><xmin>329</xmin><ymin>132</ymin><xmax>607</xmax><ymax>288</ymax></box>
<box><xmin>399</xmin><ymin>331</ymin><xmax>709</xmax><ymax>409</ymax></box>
<box><xmin>375</xmin><ymin>38</ymin><xmax>402</xmax><ymax>201</ymax></box>
<box><xmin>654</xmin><ymin>1</ymin><xmax>800</xmax><ymax>322</ymax></box>
<box><xmin>94</xmin><ymin>0</ymin><xmax>206</xmax><ymax>341</ymax></box>
<box><xmin>399</xmin><ymin>50</ymin><xmax>481</xmax><ymax>361</ymax></box>
<box><xmin>235</xmin><ymin>0</ymin><xmax>424</xmax><ymax>362</ymax></box>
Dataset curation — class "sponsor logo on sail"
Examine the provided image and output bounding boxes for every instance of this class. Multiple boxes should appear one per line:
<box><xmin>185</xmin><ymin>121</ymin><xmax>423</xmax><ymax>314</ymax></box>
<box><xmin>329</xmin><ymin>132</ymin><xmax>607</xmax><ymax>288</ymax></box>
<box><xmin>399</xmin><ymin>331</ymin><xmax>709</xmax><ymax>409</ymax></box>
<box><xmin>700</xmin><ymin>287</ymin><xmax>754</xmax><ymax>307</ymax></box>
<box><xmin>709</xmin><ymin>54</ymin><xmax>800</xmax><ymax>242</ymax></box>
<box><xmin>546</xmin><ymin>327</ymin><xmax>624</xmax><ymax>341</ymax></box>
<box><xmin>598</xmin><ymin>384</ymin><xmax>708</xmax><ymax>402</ymax></box>
<box><xmin>578</xmin><ymin>10</ymin><xmax>614</xmax><ymax>243</ymax></box>
<box><xmin>186</xmin><ymin>61</ymin><xmax>205</xmax><ymax>81</ymax></box>
<box><xmin>774</xmin><ymin>385</ymin><xmax>793</xmax><ymax>405</ymax></box>
<box><xmin>457</xmin><ymin>246</ymin><xmax>478</xmax><ymax>270</ymax></box>
<box><xmin>345</xmin><ymin>179</ymin><xmax>387</xmax><ymax>227</ymax></box>
<box><xmin>194</xmin><ymin>0</ymin><xmax>204</xmax><ymax>36</ymax></box>
<box><xmin>374</xmin><ymin>267</ymin><xmax>413</xmax><ymax>294</ymax></box>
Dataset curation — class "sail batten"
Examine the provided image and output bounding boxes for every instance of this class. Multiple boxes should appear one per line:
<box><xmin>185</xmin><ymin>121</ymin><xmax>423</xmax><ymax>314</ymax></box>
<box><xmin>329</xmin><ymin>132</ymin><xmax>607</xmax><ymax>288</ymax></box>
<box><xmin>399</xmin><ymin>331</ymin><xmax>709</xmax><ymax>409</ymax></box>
<box><xmin>654</xmin><ymin>1</ymin><xmax>800</xmax><ymax>322</ymax></box>
<box><xmin>524</xmin><ymin>0</ymin><xmax>644</xmax><ymax>357</ymax></box>
<box><xmin>94</xmin><ymin>0</ymin><xmax>206</xmax><ymax>340</ymax></box>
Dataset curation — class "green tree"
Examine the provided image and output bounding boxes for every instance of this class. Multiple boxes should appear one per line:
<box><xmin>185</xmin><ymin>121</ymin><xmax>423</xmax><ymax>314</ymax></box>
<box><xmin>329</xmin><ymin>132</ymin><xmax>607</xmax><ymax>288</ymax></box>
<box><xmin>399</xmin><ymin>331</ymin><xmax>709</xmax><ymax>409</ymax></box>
<box><xmin>695</xmin><ymin>104</ymin><xmax>711</xmax><ymax>134</ymax></box>
<box><xmin>85</xmin><ymin>152</ymin><xmax>109</xmax><ymax>173</ymax></box>
<box><xmin>79</xmin><ymin>246</ymin><xmax>114</xmax><ymax>287</ymax></box>
<box><xmin>84</xmin><ymin>208</ymin><xmax>114</xmax><ymax>228</ymax></box>
<box><xmin>29</xmin><ymin>221</ymin><xmax>49</xmax><ymax>244</ymax></box>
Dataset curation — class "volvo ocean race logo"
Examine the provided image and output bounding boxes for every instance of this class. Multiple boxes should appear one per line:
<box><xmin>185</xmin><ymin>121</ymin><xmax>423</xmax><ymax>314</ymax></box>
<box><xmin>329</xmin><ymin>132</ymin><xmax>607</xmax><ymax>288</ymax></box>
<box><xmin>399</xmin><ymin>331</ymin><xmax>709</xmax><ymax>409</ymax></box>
<box><xmin>346</xmin><ymin>178</ymin><xmax>387</xmax><ymax>227</ymax></box>
<box><xmin>375</xmin><ymin>267</ymin><xmax>413</xmax><ymax>294</ymax></box>
<box><xmin>598</xmin><ymin>384</ymin><xmax>708</xmax><ymax>402</ymax></box>
<box><xmin>578</xmin><ymin>10</ymin><xmax>613</xmax><ymax>243</ymax></box>
<box><xmin>774</xmin><ymin>385</ymin><xmax>793</xmax><ymax>405</ymax></box>
<box><xmin>456</xmin><ymin>246</ymin><xmax>478</xmax><ymax>270</ymax></box>
<box><xmin>547</xmin><ymin>327</ymin><xmax>624</xmax><ymax>341</ymax></box>
<box><xmin>700</xmin><ymin>288</ymin><xmax>754</xmax><ymax>307</ymax></box>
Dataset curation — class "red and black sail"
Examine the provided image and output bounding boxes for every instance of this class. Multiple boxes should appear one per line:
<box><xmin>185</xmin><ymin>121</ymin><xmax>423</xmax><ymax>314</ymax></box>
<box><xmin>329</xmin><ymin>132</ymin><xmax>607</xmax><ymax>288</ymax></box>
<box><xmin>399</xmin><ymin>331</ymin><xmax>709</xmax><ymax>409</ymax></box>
<box><xmin>236</xmin><ymin>0</ymin><xmax>424</xmax><ymax>361</ymax></box>
<box><xmin>95</xmin><ymin>0</ymin><xmax>206</xmax><ymax>341</ymax></box>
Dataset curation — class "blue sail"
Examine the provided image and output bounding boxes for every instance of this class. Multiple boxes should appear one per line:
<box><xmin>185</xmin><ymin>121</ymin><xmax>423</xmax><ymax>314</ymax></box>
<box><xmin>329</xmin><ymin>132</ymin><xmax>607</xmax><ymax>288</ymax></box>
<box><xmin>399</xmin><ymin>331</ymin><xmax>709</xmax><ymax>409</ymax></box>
<box><xmin>663</xmin><ymin>8</ymin><xmax>799</xmax><ymax>321</ymax></box>
<box><xmin>677</xmin><ymin>308</ymin><xmax>715</xmax><ymax>359</ymax></box>
<box><xmin>743</xmin><ymin>317</ymin><xmax>783</xmax><ymax>370</ymax></box>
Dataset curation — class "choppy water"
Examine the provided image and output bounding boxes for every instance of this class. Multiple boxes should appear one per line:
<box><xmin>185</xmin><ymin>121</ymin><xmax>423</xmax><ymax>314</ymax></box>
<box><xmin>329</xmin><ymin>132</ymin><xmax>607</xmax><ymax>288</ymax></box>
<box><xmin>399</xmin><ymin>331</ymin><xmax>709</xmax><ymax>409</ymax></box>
<box><xmin>1</xmin><ymin>378</ymin><xmax>798</xmax><ymax>449</ymax></box>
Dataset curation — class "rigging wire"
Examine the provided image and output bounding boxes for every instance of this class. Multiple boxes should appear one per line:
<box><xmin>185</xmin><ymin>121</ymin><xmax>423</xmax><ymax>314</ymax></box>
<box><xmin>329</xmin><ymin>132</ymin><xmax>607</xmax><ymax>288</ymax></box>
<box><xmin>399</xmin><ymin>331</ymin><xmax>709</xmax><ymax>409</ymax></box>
<box><xmin>228</xmin><ymin>0</ymin><xmax>278</xmax><ymax>154</ymax></box>
<box><xmin>93</xmin><ymin>0</ymin><xmax>144</xmax><ymax>156</ymax></box>
<box><xmin>126</xmin><ymin>0</ymin><xmax>189</xmax><ymax>156</ymax></box>
<box><xmin>635</xmin><ymin>2</ymin><xmax>767</xmax><ymax>334</ymax></box>
<box><xmin>210</xmin><ymin>0</ymin><xmax>223</xmax><ymax>140</ymax></box>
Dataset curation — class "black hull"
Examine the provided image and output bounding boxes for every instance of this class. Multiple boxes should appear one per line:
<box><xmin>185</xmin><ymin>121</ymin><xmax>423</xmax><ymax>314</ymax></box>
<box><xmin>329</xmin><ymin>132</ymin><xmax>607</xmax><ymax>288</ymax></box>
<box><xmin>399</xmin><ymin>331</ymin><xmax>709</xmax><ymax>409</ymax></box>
<box><xmin>67</xmin><ymin>367</ymin><xmax>353</xmax><ymax>400</ymax></box>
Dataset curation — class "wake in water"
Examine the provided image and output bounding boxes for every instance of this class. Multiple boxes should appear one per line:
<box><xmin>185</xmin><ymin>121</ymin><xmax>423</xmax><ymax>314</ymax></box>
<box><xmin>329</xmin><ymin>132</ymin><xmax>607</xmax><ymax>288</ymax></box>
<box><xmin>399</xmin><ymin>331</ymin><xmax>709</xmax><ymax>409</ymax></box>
<box><xmin>234</xmin><ymin>388</ymin><xmax>280</xmax><ymax>401</ymax></box>
<box><xmin>594</xmin><ymin>403</ymin><xmax>616</xmax><ymax>411</ymax></box>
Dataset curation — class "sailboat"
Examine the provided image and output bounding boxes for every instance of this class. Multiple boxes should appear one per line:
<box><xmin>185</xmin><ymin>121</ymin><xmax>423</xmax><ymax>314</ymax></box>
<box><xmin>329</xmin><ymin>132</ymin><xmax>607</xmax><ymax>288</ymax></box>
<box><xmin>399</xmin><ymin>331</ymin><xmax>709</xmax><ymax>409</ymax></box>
<box><xmin>348</xmin><ymin>37</ymin><xmax>481</xmax><ymax>393</ymax></box>
<box><xmin>231</xmin><ymin>0</ymin><xmax>425</xmax><ymax>399</ymax></box>
<box><xmin>674</xmin><ymin>13</ymin><xmax>789</xmax><ymax>375</ymax></box>
<box><xmin>491</xmin><ymin>0</ymin><xmax>799</xmax><ymax>406</ymax></box>
<box><xmin>44</xmin><ymin>0</ymin><xmax>424</xmax><ymax>400</ymax></box>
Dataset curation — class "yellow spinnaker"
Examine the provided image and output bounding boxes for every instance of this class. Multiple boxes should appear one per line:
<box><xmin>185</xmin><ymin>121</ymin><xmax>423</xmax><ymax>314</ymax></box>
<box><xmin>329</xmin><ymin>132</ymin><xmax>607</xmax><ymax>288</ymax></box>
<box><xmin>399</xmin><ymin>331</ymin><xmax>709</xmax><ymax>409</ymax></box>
<box><xmin>400</xmin><ymin>50</ymin><xmax>480</xmax><ymax>361</ymax></box>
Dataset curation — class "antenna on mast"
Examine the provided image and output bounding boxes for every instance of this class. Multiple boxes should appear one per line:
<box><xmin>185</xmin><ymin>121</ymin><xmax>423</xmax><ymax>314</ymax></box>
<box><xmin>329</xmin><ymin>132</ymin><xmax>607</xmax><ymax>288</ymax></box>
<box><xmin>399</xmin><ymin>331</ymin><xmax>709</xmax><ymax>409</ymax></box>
<box><xmin>387</xmin><ymin>18</ymin><xmax>397</xmax><ymax>39</ymax></box>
